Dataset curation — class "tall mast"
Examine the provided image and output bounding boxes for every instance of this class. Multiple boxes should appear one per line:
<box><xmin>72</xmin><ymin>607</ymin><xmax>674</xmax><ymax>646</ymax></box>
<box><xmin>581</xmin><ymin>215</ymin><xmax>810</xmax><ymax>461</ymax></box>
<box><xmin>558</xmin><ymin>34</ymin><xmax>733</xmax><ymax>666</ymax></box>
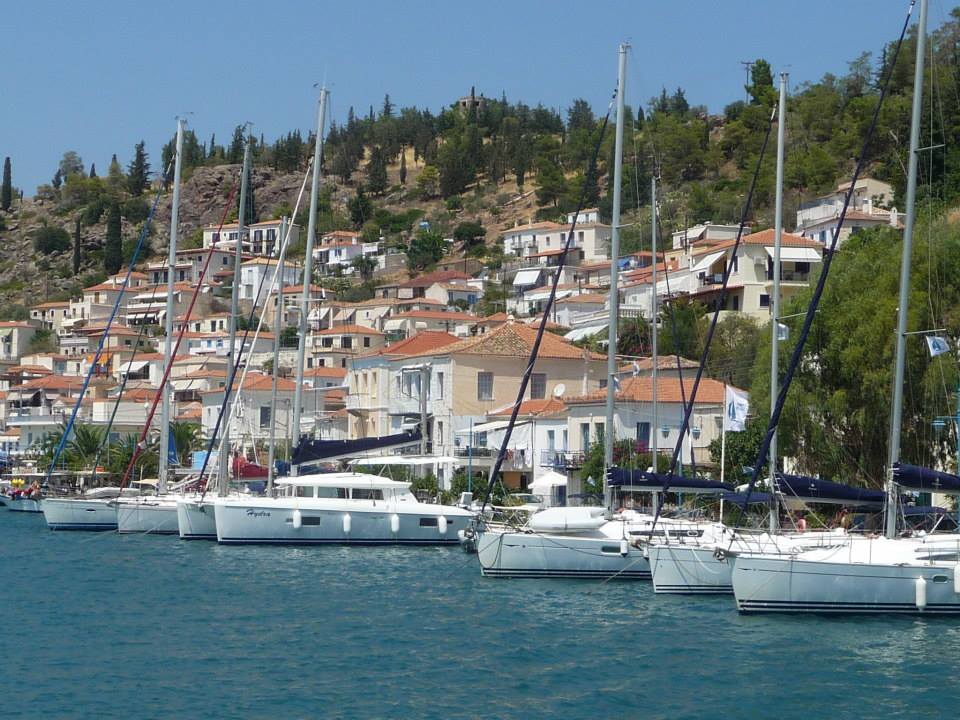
<box><xmin>219</xmin><ymin>135</ymin><xmax>252</xmax><ymax>495</ymax></box>
<box><xmin>292</xmin><ymin>87</ymin><xmax>329</xmax><ymax>474</ymax></box>
<box><xmin>603</xmin><ymin>43</ymin><xmax>628</xmax><ymax>505</ymax></box>
<box><xmin>650</xmin><ymin>175</ymin><xmax>658</xmax><ymax>473</ymax></box>
<box><xmin>267</xmin><ymin>216</ymin><xmax>288</xmax><ymax>492</ymax></box>
<box><xmin>769</xmin><ymin>72</ymin><xmax>787</xmax><ymax>533</ymax></box>
<box><xmin>158</xmin><ymin>118</ymin><xmax>184</xmax><ymax>494</ymax></box>
<box><xmin>885</xmin><ymin>0</ymin><xmax>928</xmax><ymax>538</ymax></box>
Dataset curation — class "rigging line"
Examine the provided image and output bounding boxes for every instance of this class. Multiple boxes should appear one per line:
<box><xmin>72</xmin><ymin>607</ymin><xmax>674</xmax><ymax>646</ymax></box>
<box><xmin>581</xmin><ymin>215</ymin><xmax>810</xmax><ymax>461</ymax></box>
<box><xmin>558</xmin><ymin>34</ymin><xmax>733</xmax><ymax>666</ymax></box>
<box><xmin>731</xmin><ymin>0</ymin><xmax>917</xmax><ymax>538</ymax></box>
<box><xmin>648</xmin><ymin>104</ymin><xmax>777</xmax><ymax>533</ymax></box>
<box><xmin>119</xmin><ymin>173</ymin><xmax>240</xmax><ymax>488</ymax></box>
<box><xmin>198</xmin><ymin>159</ymin><xmax>313</xmax><ymax>499</ymax></box>
<box><xmin>44</xmin><ymin>159</ymin><xmax>174</xmax><ymax>486</ymax></box>
<box><xmin>480</xmin><ymin>87</ymin><xmax>616</xmax><ymax>513</ymax></box>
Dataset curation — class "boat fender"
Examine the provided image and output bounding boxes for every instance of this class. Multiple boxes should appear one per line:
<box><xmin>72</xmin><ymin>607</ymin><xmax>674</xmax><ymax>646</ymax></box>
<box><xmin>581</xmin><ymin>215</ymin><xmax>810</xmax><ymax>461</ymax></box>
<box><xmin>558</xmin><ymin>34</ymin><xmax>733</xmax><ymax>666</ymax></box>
<box><xmin>915</xmin><ymin>577</ymin><xmax>928</xmax><ymax>611</ymax></box>
<box><xmin>714</xmin><ymin>547</ymin><xmax>727</xmax><ymax>562</ymax></box>
<box><xmin>292</xmin><ymin>509</ymin><xmax>302</xmax><ymax>530</ymax></box>
<box><xmin>438</xmin><ymin>516</ymin><xmax>448</xmax><ymax>535</ymax></box>
<box><xmin>619</xmin><ymin>539</ymin><xmax>629</xmax><ymax>557</ymax></box>
<box><xmin>390</xmin><ymin>513</ymin><xmax>400</xmax><ymax>534</ymax></box>
<box><xmin>342</xmin><ymin>513</ymin><xmax>351</xmax><ymax>535</ymax></box>
<box><xmin>954</xmin><ymin>565</ymin><xmax>960</xmax><ymax>595</ymax></box>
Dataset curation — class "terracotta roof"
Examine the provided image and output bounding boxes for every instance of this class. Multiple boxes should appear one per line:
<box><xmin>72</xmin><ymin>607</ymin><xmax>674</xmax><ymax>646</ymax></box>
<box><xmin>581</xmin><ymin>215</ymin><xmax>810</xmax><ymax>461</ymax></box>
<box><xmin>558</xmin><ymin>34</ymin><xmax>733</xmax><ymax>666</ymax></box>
<box><xmin>474</xmin><ymin>312</ymin><xmax>509</xmax><ymax>324</ymax></box>
<box><xmin>304</xmin><ymin>366</ymin><xmax>347</xmax><ymax>378</ymax></box>
<box><xmin>17</xmin><ymin>375</ymin><xmax>86</xmax><ymax>391</ymax></box>
<box><xmin>388</xmin><ymin>310</ymin><xmax>477</xmax><ymax>322</ymax></box>
<box><xmin>556</xmin><ymin>294</ymin><xmax>607</xmax><ymax>304</ymax></box>
<box><xmin>404</xmin><ymin>321</ymin><xmax>602</xmax><ymax>360</ymax></box>
<box><xmin>6</xmin><ymin>365</ymin><xmax>53</xmax><ymax>375</ymax></box>
<box><xmin>322</xmin><ymin>230</ymin><xmax>361</xmax><ymax>238</ymax></box>
<box><xmin>619</xmin><ymin>355</ymin><xmax>699</xmax><ymax>372</ymax></box>
<box><xmin>315</xmin><ymin>324</ymin><xmax>384</xmax><ymax>336</ymax></box>
<box><xmin>488</xmin><ymin>398</ymin><xmax>567</xmax><ymax>417</ymax></box>
<box><xmin>176</xmin><ymin>405</ymin><xmax>203</xmax><ymax>420</ymax></box>
<box><xmin>203</xmin><ymin>373</ymin><xmax>297</xmax><ymax>394</ymax></box>
<box><xmin>396</xmin><ymin>270</ymin><xmax>472</xmax><ymax>289</ymax></box>
<box><xmin>525</xmin><ymin>248</ymin><xmax>569</xmax><ymax>258</ymax></box>
<box><xmin>500</xmin><ymin>221</ymin><xmax>564</xmax><ymax>235</ymax></box>
<box><xmin>368</xmin><ymin>331</ymin><xmax>460</xmax><ymax>358</ymax></box>
<box><xmin>33</xmin><ymin>301</ymin><xmax>71</xmax><ymax>309</ymax></box>
<box><xmin>280</xmin><ymin>284</ymin><xmax>329</xmax><ymax>295</ymax></box>
<box><xmin>0</xmin><ymin>321</ymin><xmax>33</xmax><ymax>329</ymax></box>
<box><xmin>690</xmin><ymin>230</ymin><xmax>822</xmax><ymax>257</ymax></box>
<box><xmin>566</xmin><ymin>376</ymin><xmax>733</xmax><ymax>405</ymax></box>
<box><xmin>179</xmin><ymin>368</ymin><xmax>229</xmax><ymax>379</ymax></box>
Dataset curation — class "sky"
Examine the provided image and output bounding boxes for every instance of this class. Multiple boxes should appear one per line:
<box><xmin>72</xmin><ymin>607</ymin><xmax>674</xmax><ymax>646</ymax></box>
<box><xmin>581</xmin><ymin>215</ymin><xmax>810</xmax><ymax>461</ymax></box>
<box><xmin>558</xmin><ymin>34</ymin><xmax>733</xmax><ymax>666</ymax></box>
<box><xmin>2</xmin><ymin>0</ymin><xmax>953</xmax><ymax>194</ymax></box>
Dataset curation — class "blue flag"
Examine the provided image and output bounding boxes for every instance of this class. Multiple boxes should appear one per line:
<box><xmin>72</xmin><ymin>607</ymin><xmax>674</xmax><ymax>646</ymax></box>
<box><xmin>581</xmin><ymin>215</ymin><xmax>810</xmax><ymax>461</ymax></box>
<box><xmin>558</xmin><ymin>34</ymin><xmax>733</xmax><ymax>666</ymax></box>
<box><xmin>926</xmin><ymin>336</ymin><xmax>951</xmax><ymax>358</ymax></box>
<box><xmin>167</xmin><ymin>426</ymin><xmax>180</xmax><ymax>467</ymax></box>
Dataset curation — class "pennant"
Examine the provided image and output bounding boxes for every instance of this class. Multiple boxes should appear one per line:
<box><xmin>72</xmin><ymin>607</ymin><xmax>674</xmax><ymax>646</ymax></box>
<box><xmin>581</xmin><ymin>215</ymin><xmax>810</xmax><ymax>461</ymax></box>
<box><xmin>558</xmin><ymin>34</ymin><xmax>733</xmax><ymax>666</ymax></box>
<box><xmin>926</xmin><ymin>336</ymin><xmax>951</xmax><ymax>358</ymax></box>
<box><xmin>723</xmin><ymin>385</ymin><xmax>749</xmax><ymax>432</ymax></box>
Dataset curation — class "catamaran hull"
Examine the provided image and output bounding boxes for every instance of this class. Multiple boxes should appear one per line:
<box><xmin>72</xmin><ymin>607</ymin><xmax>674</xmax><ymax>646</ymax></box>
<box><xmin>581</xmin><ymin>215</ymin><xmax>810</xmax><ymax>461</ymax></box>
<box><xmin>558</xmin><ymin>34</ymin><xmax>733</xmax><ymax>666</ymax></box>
<box><xmin>732</xmin><ymin>555</ymin><xmax>960</xmax><ymax>614</ymax></box>
<box><xmin>176</xmin><ymin>498</ymin><xmax>218</xmax><ymax>540</ymax></box>
<box><xmin>648</xmin><ymin>544</ymin><xmax>734</xmax><ymax>594</ymax></box>
<box><xmin>116</xmin><ymin>500</ymin><xmax>180</xmax><ymax>535</ymax></box>
<box><xmin>476</xmin><ymin>529</ymin><xmax>650</xmax><ymax>580</ymax></box>
<box><xmin>214</xmin><ymin>501</ymin><xmax>472</xmax><ymax>545</ymax></box>
<box><xmin>42</xmin><ymin>498</ymin><xmax>117</xmax><ymax>531</ymax></box>
<box><xmin>4</xmin><ymin>497</ymin><xmax>43</xmax><ymax>513</ymax></box>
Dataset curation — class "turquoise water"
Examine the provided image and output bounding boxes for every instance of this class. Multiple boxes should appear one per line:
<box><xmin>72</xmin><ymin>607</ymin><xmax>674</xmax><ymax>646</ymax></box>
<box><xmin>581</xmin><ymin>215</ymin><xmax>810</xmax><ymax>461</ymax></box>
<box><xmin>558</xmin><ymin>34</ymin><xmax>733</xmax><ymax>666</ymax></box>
<box><xmin>2</xmin><ymin>511</ymin><xmax>958</xmax><ymax>720</ymax></box>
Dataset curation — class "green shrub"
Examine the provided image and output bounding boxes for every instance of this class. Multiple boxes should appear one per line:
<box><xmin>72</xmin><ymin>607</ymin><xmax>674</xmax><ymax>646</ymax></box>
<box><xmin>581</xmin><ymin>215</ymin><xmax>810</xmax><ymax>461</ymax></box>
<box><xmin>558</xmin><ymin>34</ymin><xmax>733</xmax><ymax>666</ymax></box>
<box><xmin>33</xmin><ymin>225</ymin><xmax>71</xmax><ymax>254</ymax></box>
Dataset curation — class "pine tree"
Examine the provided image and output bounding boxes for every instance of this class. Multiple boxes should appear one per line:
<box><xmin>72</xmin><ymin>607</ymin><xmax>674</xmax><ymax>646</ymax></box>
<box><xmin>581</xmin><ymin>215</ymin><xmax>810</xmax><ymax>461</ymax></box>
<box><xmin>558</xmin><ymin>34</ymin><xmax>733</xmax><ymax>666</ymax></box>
<box><xmin>1</xmin><ymin>157</ymin><xmax>11</xmax><ymax>212</ymax></box>
<box><xmin>366</xmin><ymin>146</ymin><xmax>388</xmax><ymax>194</ymax></box>
<box><xmin>73</xmin><ymin>215</ymin><xmax>82</xmax><ymax>275</ymax></box>
<box><xmin>104</xmin><ymin>203</ymin><xmax>122</xmax><ymax>274</ymax></box>
<box><xmin>127</xmin><ymin>141</ymin><xmax>150</xmax><ymax>196</ymax></box>
<box><xmin>399</xmin><ymin>150</ymin><xmax>407</xmax><ymax>186</ymax></box>
<box><xmin>52</xmin><ymin>169</ymin><xmax>62</xmax><ymax>190</ymax></box>
<box><xmin>382</xmin><ymin>94</ymin><xmax>394</xmax><ymax>118</ymax></box>
<box><xmin>227</xmin><ymin>126</ymin><xmax>244</xmax><ymax>164</ymax></box>
<box><xmin>88</xmin><ymin>163</ymin><xmax>97</xmax><ymax>178</ymax></box>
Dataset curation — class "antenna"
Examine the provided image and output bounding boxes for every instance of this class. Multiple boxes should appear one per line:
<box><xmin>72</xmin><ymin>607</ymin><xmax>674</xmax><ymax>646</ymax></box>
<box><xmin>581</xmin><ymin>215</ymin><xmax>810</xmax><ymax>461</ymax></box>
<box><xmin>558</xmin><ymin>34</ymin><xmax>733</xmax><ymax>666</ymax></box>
<box><xmin>740</xmin><ymin>60</ymin><xmax>755</xmax><ymax>101</ymax></box>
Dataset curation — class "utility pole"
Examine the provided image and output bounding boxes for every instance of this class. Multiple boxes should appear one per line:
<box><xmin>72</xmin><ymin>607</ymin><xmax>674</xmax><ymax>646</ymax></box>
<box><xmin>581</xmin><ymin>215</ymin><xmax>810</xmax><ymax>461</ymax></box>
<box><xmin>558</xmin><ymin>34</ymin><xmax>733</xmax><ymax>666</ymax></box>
<box><xmin>740</xmin><ymin>60</ymin><xmax>755</xmax><ymax>102</ymax></box>
<box><xmin>292</xmin><ymin>87</ymin><xmax>329</xmax><ymax>474</ymax></box>
<box><xmin>219</xmin><ymin>134</ymin><xmax>252</xmax><ymax>495</ymax></box>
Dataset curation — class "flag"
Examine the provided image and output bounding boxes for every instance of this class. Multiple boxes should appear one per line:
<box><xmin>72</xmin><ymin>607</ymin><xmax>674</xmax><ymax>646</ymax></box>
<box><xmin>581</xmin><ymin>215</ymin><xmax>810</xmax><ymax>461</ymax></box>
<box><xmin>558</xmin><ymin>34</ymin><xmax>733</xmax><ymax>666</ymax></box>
<box><xmin>926</xmin><ymin>336</ymin><xmax>951</xmax><ymax>357</ymax></box>
<box><xmin>613</xmin><ymin>375</ymin><xmax>621</xmax><ymax>391</ymax></box>
<box><xmin>723</xmin><ymin>385</ymin><xmax>749</xmax><ymax>432</ymax></box>
<box><xmin>167</xmin><ymin>425</ymin><xmax>180</xmax><ymax>467</ymax></box>
<box><xmin>776</xmin><ymin>323</ymin><xmax>789</xmax><ymax>341</ymax></box>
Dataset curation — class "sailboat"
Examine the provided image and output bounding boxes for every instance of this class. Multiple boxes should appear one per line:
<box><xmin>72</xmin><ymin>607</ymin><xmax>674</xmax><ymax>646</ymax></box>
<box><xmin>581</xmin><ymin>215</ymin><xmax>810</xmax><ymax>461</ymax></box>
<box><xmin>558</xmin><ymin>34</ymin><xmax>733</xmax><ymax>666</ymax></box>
<box><xmin>730</xmin><ymin>0</ymin><xmax>960</xmax><ymax>613</ymax></box>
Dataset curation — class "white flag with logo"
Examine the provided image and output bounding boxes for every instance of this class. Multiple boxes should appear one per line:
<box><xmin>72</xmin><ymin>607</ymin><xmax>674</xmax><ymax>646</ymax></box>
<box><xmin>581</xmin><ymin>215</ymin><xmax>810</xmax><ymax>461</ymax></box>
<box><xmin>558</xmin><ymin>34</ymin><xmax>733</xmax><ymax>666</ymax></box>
<box><xmin>724</xmin><ymin>385</ymin><xmax>749</xmax><ymax>432</ymax></box>
<box><xmin>926</xmin><ymin>335</ymin><xmax>951</xmax><ymax>357</ymax></box>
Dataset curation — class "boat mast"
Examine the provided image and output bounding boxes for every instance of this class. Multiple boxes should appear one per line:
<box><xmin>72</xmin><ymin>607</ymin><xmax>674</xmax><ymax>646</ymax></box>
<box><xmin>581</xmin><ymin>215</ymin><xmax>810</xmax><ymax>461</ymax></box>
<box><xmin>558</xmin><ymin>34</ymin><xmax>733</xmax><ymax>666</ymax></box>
<box><xmin>292</xmin><ymin>87</ymin><xmax>329</xmax><ymax>474</ymax></box>
<box><xmin>219</xmin><ymin>136</ymin><xmax>252</xmax><ymax>496</ymax></box>
<box><xmin>267</xmin><ymin>216</ymin><xmax>288</xmax><ymax>493</ymax></box>
<box><xmin>769</xmin><ymin>72</ymin><xmax>787</xmax><ymax>533</ymax></box>
<box><xmin>158</xmin><ymin>118</ymin><xmax>184</xmax><ymax>495</ymax></box>
<box><xmin>603</xmin><ymin>43</ymin><xmax>628</xmax><ymax>505</ymax></box>
<box><xmin>885</xmin><ymin>0</ymin><xmax>928</xmax><ymax>538</ymax></box>
<box><xmin>650</xmin><ymin>175</ymin><xmax>658</xmax><ymax>473</ymax></box>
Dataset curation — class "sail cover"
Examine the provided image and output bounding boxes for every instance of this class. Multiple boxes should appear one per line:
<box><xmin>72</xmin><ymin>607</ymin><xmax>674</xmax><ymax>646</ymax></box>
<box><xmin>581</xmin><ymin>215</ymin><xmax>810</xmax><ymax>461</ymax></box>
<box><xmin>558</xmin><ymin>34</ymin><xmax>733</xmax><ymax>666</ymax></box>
<box><xmin>893</xmin><ymin>463</ymin><xmax>960</xmax><ymax>493</ymax></box>
<box><xmin>775</xmin><ymin>473</ymin><xmax>885</xmax><ymax>505</ymax></box>
<box><xmin>292</xmin><ymin>429</ymin><xmax>422</xmax><ymax>465</ymax></box>
<box><xmin>608</xmin><ymin>468</ymin><xmax>733</xmax><ymax>493</ymax></box>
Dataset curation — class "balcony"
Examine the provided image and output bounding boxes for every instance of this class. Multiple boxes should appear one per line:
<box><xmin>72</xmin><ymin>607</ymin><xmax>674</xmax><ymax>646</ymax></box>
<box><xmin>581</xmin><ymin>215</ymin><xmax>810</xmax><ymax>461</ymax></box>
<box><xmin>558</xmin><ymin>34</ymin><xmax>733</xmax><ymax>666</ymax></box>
<box><xmin>541</xmin><ymin>450</ymin><xmax>584</xmax><ymax>470</ymax></box>
<box><xmin>454</xmin><ymin>446</ymin><xmax>494</xmax><ymax>458</ymax></box>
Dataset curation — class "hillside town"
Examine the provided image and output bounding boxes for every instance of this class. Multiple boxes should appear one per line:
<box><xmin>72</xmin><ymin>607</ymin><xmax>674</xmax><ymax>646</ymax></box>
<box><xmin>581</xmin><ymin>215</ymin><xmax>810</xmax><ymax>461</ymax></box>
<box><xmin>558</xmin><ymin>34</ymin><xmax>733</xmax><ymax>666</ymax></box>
<box><xmin>1</xmin><ymin>177</ymin><xmax>900</xmax><ymax>500</ymax></box>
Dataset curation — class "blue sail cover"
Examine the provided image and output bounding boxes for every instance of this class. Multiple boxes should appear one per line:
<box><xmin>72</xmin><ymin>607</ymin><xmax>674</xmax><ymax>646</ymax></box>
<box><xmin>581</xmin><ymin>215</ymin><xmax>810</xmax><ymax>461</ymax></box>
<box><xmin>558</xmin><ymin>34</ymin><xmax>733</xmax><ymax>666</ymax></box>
<box><xmin>719</xmin><ymin>491</ymin><xmax>772</xmax><ymax>507</ymax></box>
<box><xmin>608</xmin><ymin>468</ymin><xmax>733</xmax><ymax>493</ymax></box>
<box><xmin>292</xmin><ymin>430</ymin><xmax>422</xmax><ymax>465</ymax></box>
<box><xmin>893</xmin><ymin>463</ymin><xmax>960</xmax><ymax>493</ymax></box>
<box><xmin>775</xmin><ymin>473</ymin><xmax>885</xmax><ymax>505</ymax></box>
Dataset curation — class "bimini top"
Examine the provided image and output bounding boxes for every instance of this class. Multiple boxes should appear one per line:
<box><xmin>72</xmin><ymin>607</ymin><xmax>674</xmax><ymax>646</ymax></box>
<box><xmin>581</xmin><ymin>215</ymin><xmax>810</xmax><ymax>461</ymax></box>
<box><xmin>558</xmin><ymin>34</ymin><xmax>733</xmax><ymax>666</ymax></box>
<box><xmin>275</xmin><ymin>472</ymin><xmax>410</xmax><ymax>490</ymax></box>
<box><xmin>775</xmin><ymin>473</ymin><xmax>885</xmax><ymax>506</ymax></box>
<box><xmin>608</xmin><ymin>468</ymin><xmax>733</xmax><ymax>493</ymax></box>
<box><xmin>893</xmin><ymin>463</ymin><xmax>960</xmax><ymax>494</ymax></box>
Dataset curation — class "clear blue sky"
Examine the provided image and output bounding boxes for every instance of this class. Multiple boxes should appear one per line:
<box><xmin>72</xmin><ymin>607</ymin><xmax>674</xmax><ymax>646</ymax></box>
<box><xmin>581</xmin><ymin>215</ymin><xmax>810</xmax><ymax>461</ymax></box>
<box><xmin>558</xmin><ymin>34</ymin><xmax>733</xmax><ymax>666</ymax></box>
<box><xmin>2</xmin><ymin>0</ymin><xmax>951</xmax><ymax>194</ymax></box>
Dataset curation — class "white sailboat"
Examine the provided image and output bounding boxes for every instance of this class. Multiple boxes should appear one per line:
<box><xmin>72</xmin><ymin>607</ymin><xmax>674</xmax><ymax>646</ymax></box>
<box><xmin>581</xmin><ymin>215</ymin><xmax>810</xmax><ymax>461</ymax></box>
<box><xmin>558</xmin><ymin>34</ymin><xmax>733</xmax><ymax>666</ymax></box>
<box><xmin>730</xmin><ymin>0</ymin><xmax>960</xmax><ymax>613</ymax></box>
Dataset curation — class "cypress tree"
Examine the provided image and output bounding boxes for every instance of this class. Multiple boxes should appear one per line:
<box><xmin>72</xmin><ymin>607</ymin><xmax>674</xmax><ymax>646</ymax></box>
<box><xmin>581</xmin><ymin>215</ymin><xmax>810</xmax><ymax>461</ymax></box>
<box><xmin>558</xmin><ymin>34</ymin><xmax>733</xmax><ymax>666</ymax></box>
<box><xmin>127</xmin><ymin>141</ymin><xmax>150</xmax><ymax>196</ymax></box>
<box><xmin>104</xmin><ymin>203</ymin><xmax>122</xmax><ymax>274</ymax></box>
<box><xmin>399</xmin><ymin>150</ymin><xmax>407</xmax><ymax>186</ymax></box>
<box><xmin>73</xmin><ymin>215</ymin><xmax>82</xmax><ymax>275</ymax></box>
<box><xmin>1</xmin><ymin>157</ymin><xmax>11</xmax><ymax>211</ymax></box>
<box><xmin>88</xmin><ymin>163</ymin><xmax>97</xmax><ymax>178</ymax></box>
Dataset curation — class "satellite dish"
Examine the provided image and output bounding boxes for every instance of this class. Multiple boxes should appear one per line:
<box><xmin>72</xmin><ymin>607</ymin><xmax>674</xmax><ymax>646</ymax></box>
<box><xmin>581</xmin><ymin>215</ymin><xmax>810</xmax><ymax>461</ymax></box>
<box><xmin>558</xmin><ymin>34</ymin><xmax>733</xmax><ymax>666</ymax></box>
<box><xmin>553</xmin><ymin>383</ymin><xmax>566</xmax><ymax>399</ymax></box>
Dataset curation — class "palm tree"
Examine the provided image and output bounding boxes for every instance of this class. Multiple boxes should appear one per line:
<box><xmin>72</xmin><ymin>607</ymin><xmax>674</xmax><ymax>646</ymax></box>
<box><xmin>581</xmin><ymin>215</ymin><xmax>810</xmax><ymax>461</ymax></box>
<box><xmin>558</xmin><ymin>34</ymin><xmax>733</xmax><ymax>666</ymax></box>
<box><xmin>169</xmin><ymin>421</ymin><xmax>203</xmax><ymax>465</ymax></box>
<box><xmin>65</xmin><ymin>423</ymin><xmax>106</xmax><ymax>470</ymax></box>
<box><xmin>107</xmin><ymin>434</ymin><xmax>158</xmax><ymax>479</ymax></box>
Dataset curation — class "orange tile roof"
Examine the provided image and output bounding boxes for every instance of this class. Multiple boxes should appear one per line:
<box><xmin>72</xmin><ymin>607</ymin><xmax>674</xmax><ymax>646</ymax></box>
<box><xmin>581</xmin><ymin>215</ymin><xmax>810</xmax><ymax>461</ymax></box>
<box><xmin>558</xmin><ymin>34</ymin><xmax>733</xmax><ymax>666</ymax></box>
<box><xmin>389</xmin><ymin>310</ymin><xmax>477</xmax><ymax>322</ymax></box>
<box><xmin>17</xmin><ymin>375</ymin><xmax>87</xmax><ymax>391</ymax></box>
<box><xmin>315</xmin><ymin>324</ymin><xmax>384</xmax><ymax>336</ymax></box>
<box><xmin>619</xmin><ymin>355</ymin><xmax>699</xmax><ymax>372</ymax></box>
<box><xmin>404</xmin><ymin>321</ymin><xmax>602</xmax><ymax>360</ymax></box>
<box><xmin>397</xmin><ymin>270</ymin><xmax>472</xmax><ymax>289</ymax></box>
<box><xmin>304</xmin><ymin>366</ymin><xmax>347</xmax><ymax>378</ymax></box>
<box><xmin>488</xmin><ymin>398</ymin><xmax>567</xmax><ymax>417</ymax></box>
<box><xmin>566</xmin><ymin>376</ymin><xmax>733</xmax><ymax>405</ymax></box>
<box><xmin>33</xmin><ymin>301</ymin><xmax>71</xmax><ymax>309</ymax></box>
<box><xmin>690</xmin><ymin>229</ymin><xmax>822</xmax><ymax>257</ymax></box>
<box><xmin>556</xmin><ymin>294</ymin><xmax>606</xmax><ymax>304</ymax></box>
<box><xmin>0</xmin><ymin>321</ymin><xmax>34</xmax><ymax>329</ymax></box>
<box><xmin>474</xmin><ymin>312</ymin><xmax>509</xmax><ymax>324</ymax></box>
<box><xmin>6</xmin><ymin>365</ymin><xmax>53</xmax><ymax>375</ymax></box>
<box><xmin>202</xmin><ymin>373</ymin><xmax>297</xmax><ymax>394</ymax></box>
<box><xmin>500</xmin><ymin>221</ymin><xmax>564</xmax><ymax>234</ymax></box>
<box><xmin>368</xmin><ymin>331</ymin><xmax>460</xmax><ymax>358</ymax></box>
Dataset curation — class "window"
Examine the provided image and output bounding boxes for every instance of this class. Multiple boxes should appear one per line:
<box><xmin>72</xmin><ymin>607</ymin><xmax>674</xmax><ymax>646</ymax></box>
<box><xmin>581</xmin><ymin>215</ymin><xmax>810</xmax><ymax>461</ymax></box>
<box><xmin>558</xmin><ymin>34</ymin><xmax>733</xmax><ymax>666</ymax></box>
<box><xmin>352</xmin><ymin>488</ymin><xmax>384</xmax><ymax>500</ymax></box>
<box><xmin>363</xmin><ymin>337</ymin><xmax>371</xmax><ymax>348</ymax></box>
<box><xmin>731</xmin><ymin>254</ymin><xmax>739</xmax><ymax>272</ymax></box>
<box><xmin>437</xmin><ymin>420</ymin><xmax>444</xmax><ymax>445</ymax></box>
<box><xmin>796</xmin><ymin>262</ymin><xmax>810</xmax><ymax>274</ymax></box>
<box><xmin>759</xmin><ymin>294</ymin><xmax>770</xmax><ymax>308</ymax></box>
<box><xmin>419</xmin><ymin>517</ymin><xmax>439</xmax><ymax>527</ymax></box>
<box><xmin>578</xmin><ymin>231</ymin><xmax>584</xmax><ymax>244</ymax></box>
<box><xmin>595</xmin><ymin>422</ymin><xmax>605</xmax><ymax>443</ymax></box>
<box><xmin>477</xmin><ymin>372</ymin><xmax>493</xmax><ymax>401</ymax></box>
<box><xmin>295</xmin><ymin>486</ymin><xmax>315</xmax><ymax>498</ymax></box>
<box><xmin>301</xmin><ymin>516</ymin><xmax>322</xmax><ymax>526</ymax></box>
<box><xmin>436</xmin><ymin>371</ymin><xmax>444</xmax><ymax>398</ymax></box>
<box><xmin>580</xmin><ymin>422</ymin><xmax>590</xmax><ymax>451</ymax></box>
<box><xmin>322</xmin><ymin>337</ymin><xmax>333</xmax><ymax>348</ymax></box>
<box><xmin>732</xmin><ymin>296</ymin><xmax>739</xmax><ymax>311</ymax></box>
<box><xmin>342</xmin><ymin>336</ymin><xmax>353</xmax><ymax>349</ymax></box>
<box><xmin>530</xmin><ymin>373</ymin><xmax>547</xmax><ymax>400</ymax></box>
<box><xmin>547</xmin><ymin>430</ymin><xmax>555</xmax><ymax>450</ymax></box>
<box><xmin>636</xmin><ymin>422</ymin><xmax>650</xmax><ymax>444</ymax></box>
<box><xmin>316</xmin><ymin>487</ymin><xmax>348</xmax><ymax>499</ymax></box>
<box><xmin>259</xmin><ymin>405</ymin><xmax>271</xmax><ymax>428</ymax></box>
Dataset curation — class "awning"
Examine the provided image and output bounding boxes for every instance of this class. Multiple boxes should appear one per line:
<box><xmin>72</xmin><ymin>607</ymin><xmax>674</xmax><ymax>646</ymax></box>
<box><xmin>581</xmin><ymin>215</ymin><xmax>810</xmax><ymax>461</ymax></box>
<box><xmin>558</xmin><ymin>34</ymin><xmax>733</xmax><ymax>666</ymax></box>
<box><xmin>775</xmin><ymin>473</ymin><xmax>885</xmax><ymax>505</ymax></box>
<box><xmin>0</xmin><ymin>328</ymin><xmax>13</xmax><ymax>339</ymax></box>
<box><xmin>455</xmin><ymin>419</ymin><xmax>531</xmax><ymax>434</ymax></box>
<box><xmin>690</xmin><ymin>251</ymin><xmax>725</xmax><ymax>274</ymax></box>
<box><xmin>513</xmin><ymin>269</ymin><xmax>542</xmax><ymax>287</ymax></box>
<box><xmin>893</xmin><ymin>463</ymin><xmax>960</xmax><ymax>493</ymax></box>
<box><xmin>121</xmin><ymin>360</ymin><xmax>149</xmax><ymax>374</ymax></box>
<box><xmin>348</xmin><ymin>455</ymin><xmax>460</xmax><ymax>467</ymax></box>
<box><xmin>764</xmin><ymin>247</ymin><xmax>822</xmax><ymax>263</ymax></box>
<box><xmin>564</xmin><ymin>324</ymin><xmax>608</xmax><ymax>342</ymax></box>
<box><xmin>382</xmin><ymin>318</ymin><xmax>405</xmax><ymax>332</ymax></box>
<box><xmin>526</xmin><ymin>288</ymin><xmax>575</xmax><ymax>302</ymax></box>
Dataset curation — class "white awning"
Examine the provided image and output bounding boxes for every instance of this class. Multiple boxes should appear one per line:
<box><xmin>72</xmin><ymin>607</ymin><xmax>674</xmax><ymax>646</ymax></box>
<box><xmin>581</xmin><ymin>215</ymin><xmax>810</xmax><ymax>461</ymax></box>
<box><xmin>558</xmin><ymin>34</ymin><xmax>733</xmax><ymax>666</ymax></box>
<box><xmin>690</xmin><ymin>251</ymin><xmax>725</xmax><ymax>274</ymax></box>
<box><xmin>564</xmin><ymin>324</ymin><xmax>608</xmax><ymax>342</ymax></box>
<box><xmin>121</xmin><ymin>360</ymin><xmax>149</xmax><ymax>374</ymax></box>
<box><xmin>513</xmin><ymin>269</ymin><xmax>542</xmax><ymax>287</ymax></box>
<box><xmin>382</xmin><ymin>318</ymin><xmax>405</xmax><ymax>331</ymax></box>
<box><xmin>526</xmin><ymin>288</ymin><xmax>575</xmax><ymax>302</ymax></box>
<box><xmin>347</xmin><ymin>455</ymin><xmax>460</xmax><ymax>467</ymax></box>
<box><xmin>455</xmin><ymin>419</ymin><xmax>532</xmax><ymax>434</ymax></box>
<box><xmin>764</xmin><ymin>246</ymin><xmax>822</xmax><ymax>262</ymax></box>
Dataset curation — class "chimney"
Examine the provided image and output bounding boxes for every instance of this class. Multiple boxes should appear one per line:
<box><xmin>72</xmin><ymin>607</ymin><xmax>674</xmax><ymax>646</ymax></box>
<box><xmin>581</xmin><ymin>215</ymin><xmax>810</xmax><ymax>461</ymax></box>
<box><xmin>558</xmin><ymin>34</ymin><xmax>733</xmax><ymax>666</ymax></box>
<box><xmin>889</xmin><ymin>207</ymin><xmax>898</xmax><ymax>227</ymax></box>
